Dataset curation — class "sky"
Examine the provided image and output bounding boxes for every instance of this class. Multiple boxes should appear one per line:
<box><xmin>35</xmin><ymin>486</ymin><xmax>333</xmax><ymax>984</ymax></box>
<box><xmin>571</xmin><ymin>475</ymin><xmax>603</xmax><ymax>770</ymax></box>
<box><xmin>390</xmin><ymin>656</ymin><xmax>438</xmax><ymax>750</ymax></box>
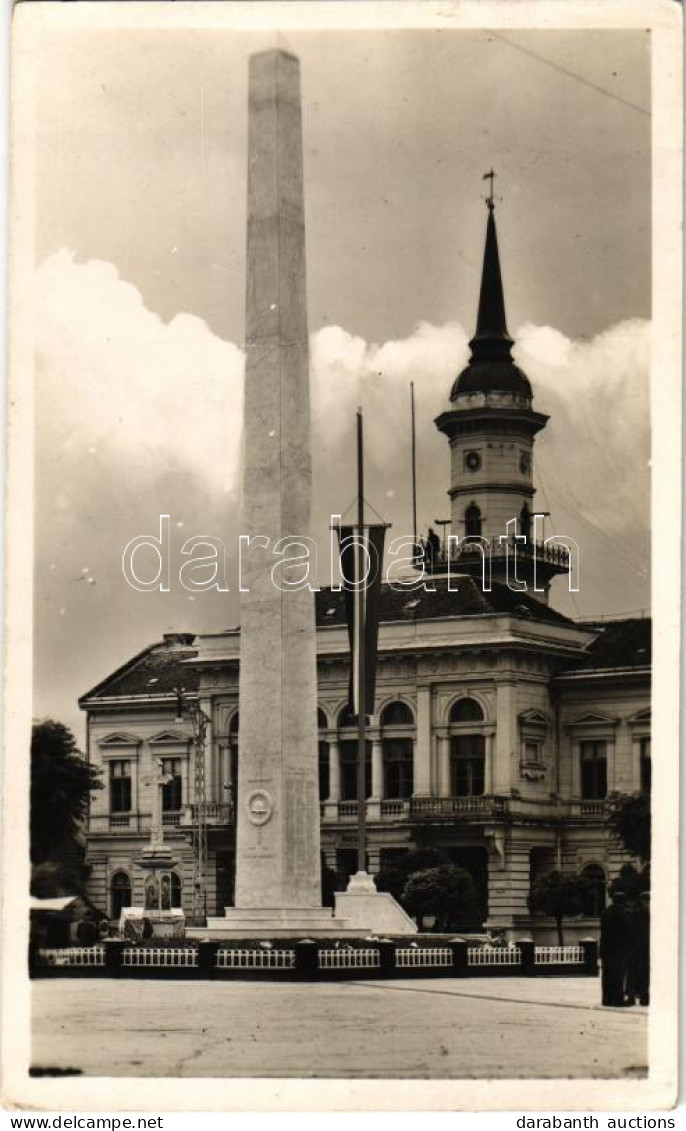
<box><xmin>28</xmin><ymin>23</ymin><xmax>652</xmax><ymax>740</ymax></box>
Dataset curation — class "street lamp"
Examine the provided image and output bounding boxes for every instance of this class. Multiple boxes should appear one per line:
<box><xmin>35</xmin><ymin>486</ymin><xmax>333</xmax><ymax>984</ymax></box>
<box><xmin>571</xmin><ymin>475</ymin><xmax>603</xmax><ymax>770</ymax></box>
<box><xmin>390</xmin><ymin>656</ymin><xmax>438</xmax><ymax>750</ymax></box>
<box><xmin>175</xmin><ymin>686</ymin><xmax>211</xmax><ymax>925</ymax></box>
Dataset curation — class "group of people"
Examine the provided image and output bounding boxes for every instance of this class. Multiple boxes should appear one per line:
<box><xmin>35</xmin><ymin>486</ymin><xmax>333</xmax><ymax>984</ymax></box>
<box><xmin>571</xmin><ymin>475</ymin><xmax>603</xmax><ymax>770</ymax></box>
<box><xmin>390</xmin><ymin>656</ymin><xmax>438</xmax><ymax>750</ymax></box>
<box><xmin>599</xmin><ymin>888</ymin><xmax>650</xmax><ymax>1007</ymax></box>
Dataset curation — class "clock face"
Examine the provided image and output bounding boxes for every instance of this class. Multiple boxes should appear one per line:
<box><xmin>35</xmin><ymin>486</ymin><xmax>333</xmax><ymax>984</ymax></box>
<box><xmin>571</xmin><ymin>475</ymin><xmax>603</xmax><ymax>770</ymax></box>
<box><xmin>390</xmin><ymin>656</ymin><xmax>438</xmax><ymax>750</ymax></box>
<box><xmin>465</xmin><ymin>450</ymin><xmax>481</xmax><ymax>472</ymax></box>
<box><xmin>519</xmin><ymin>451</ymin><xmax>531</xmax><ymax>474</ymax></box>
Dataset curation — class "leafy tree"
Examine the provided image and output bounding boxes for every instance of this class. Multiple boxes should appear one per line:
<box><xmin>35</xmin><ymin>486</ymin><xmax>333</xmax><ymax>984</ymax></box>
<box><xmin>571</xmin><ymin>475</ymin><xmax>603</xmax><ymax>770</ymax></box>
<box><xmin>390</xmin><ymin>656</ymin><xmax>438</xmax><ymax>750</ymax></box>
<box><xmin>402</xmin><ymin>864</ymin><xmax>475</xmax><ymax>932</ymax></box>
<box><xmin>30</xmin><ymin>721</ymin><xmax>102</xmax><ymax>886</ymax></box>
<box><xmin>528</xmin><ymin>870</ymin><xmax>591</xmax><ymax>946</ymax></box>
<box><xmin>375</xmin><ymin>847</ymin><xmax>450</xmax><ymax>905</ymax></box>
<box><xmin>607</xmin><ymin>792</ymin><xmax>651</xmax><ymax>862</ymax></box>
<box><xmin>609</xmin><ymin>861</ymin><xmax>649</xmax><ymax>902</ymax></box>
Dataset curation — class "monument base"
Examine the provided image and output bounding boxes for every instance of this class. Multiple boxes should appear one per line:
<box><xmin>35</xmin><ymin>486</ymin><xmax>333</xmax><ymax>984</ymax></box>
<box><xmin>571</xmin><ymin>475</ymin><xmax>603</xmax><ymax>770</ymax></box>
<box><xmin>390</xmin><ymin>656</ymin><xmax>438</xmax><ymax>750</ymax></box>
<box><xmin>193</xmin><ymin>907</ymin><xmax>367</xmax><ymax>939</ymax></box>
<box><xmin>334</xmin><ymin>872</ymin><xmax>418</xmax><ymax>936</ymax></box>
<box><xmin>120</xmin><ymin>907</ymin><xmax>186</xmax><ymax>940</ymax></box>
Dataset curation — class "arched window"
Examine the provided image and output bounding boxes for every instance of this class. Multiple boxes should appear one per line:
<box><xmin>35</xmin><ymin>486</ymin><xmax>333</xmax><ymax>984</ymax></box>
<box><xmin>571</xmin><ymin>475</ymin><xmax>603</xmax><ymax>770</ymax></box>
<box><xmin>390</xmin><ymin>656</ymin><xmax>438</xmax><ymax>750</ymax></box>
<box><xmin>110</xmin><ymin>871</ymin><xmax>132</xmax><ymax>919</ymax></box>
<box><xmin>580</xmin><ymin>863</ymin><xmax>606</xmax><ymax>917</ymax></box>
<box><xmin>318</xmin><ymin>709</ymin><xmax>329</xmax><ymax>802</ymax></box>
<box><xmin>380</xmin><ymin>701</ymin><xmax>414</xmax><ymax>799</ymax></box>
<box><xmin>338</xmin><ymin>705</ymin><xmax>356</xmax><ymax>730</ymax></box>
<box><xmin>465</xmin><ymin>504</ymin><xmax>482</xmax><ymax>538</ymax></box>
<box><xmin>380</xmin><ymin>701</ymin><xmax>414</xmax><ymax>727</ymax></box>
<box><xmin>450</xmin><ymin>698</ymin><xmax>484</xmax><ymax>724</ymax></box>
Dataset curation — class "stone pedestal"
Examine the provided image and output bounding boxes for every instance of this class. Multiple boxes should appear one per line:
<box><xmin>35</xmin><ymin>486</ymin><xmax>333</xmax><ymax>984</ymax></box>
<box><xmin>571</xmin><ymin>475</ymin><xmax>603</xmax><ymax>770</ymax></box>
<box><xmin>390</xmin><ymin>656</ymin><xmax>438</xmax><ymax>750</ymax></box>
<box><xmin>334</xmin><ymin>872</ymin><xmax>418</xmax><ymax>936</ymax></box>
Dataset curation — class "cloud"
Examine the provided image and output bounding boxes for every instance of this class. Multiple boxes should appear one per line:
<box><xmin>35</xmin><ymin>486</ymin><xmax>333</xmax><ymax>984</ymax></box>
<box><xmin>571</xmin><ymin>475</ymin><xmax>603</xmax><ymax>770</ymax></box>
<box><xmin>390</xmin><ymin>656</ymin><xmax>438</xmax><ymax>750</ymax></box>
<box><xmin>34</xmin><ymin>251</ymin><xmax>650</xmax><ymax>733</ymax></box>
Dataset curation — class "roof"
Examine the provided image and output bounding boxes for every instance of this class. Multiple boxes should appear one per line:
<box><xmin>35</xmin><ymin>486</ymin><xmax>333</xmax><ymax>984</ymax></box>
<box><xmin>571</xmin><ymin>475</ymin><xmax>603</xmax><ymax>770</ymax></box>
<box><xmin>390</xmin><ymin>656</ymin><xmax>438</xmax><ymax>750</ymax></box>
<box><xmin>315</xmin><ymin>576</ymin><xmax>575</xmax><ymax>627</ymax></box>
<box><xmin>80</xmin><ymin>633</ymin><xmax>199</xmax><ymax>704</ymax></box>
<box><xmin>567</xmin><ymin>617</ymin><xmax>651</xmax><ymax>671</ymax></box>
<box><xmin>450</xmin><ymin>205</ymin><xmax>532</xmax><ymax>402</ymax></box>
<box><xmin>80</xmin><ymin>600</ymin><xmax>650</xmax><ymax>707</ymax></box>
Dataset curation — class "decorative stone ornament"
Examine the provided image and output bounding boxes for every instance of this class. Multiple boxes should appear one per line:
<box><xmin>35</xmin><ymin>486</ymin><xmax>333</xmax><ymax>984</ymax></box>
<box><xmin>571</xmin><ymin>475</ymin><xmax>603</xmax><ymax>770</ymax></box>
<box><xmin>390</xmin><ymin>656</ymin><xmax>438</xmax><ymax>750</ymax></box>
<box><xmin>246</xmin><ymin>789</ymin><xmax>273</xmax><ymax>826</ymax></box>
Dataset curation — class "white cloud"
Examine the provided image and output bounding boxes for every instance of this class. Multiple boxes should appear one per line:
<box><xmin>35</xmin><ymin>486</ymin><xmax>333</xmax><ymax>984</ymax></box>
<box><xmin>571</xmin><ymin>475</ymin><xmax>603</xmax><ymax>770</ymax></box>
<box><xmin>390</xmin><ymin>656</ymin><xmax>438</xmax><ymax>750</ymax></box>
<box><xmin>34</xmin><ymin>251</ymin><xmax>650</xmax><ymax>732</ymax></box>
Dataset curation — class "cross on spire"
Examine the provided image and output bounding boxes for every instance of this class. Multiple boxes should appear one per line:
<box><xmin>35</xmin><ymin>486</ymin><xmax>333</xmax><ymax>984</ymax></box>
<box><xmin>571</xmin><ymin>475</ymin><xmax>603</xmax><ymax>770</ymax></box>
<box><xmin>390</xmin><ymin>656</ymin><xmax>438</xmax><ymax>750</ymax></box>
<box><xmin>483</xmin><ymin>168</ymin><xmax>496</xmax><ymax>210</ymax></box>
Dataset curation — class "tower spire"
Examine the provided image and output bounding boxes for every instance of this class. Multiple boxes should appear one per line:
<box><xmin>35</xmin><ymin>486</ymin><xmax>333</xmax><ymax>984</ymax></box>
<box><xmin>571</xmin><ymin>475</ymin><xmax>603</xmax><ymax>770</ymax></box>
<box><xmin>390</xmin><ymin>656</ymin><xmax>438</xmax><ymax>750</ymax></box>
<box><xmin>470</xmin><ymin>173</ymin><xmax>513</xmax><ymax>363</ymax></box>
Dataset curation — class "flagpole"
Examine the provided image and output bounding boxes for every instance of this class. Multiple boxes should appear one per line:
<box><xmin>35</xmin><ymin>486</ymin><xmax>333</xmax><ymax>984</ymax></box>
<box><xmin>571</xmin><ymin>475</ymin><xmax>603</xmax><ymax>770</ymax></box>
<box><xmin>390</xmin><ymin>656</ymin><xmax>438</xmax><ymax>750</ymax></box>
<box><xmin>410</xmin><ymin>381</ymin><xmax>418</xmax><ymax>551</ymax></box>
<box><xmin>356</xmin><ymin>408</ymin><xmax>367</xmax><ymax>875</ymax></box>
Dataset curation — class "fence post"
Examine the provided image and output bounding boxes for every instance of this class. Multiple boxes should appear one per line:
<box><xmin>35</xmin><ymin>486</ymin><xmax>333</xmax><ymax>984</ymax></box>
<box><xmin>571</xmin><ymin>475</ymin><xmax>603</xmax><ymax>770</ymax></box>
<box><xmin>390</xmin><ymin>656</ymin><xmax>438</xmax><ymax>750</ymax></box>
<box><xmin>450</xmin><ymin>940</ymin><xmax>469</xmax><ymax>977</ymax></box>
<box><xmin>294</xmin><ymin>939</ymin><xmax>319</xmax><ymax>981</ymax></box>
<box><xmin>580</xmin><ymin>938</ymin><xmax>599</xmax><ymax>977</ymax></box>
<box><xmin>104</xmin><ymin>939</ymin><xmax>125</xmax><ymax>978</ymax></box>
<box><xmin>519</xmin><ymin>940</ymin><xmax>536</xmax><ymax>977</ymax></box>
<box><xmin>378</xmin><ymin>939</ymin><xmax>396</xmax><ymax>978</ymax></box>
<box><xmin>197</xmin><ymin>940</ymin><xmax>219</xmax><ymax>979</ymax></box>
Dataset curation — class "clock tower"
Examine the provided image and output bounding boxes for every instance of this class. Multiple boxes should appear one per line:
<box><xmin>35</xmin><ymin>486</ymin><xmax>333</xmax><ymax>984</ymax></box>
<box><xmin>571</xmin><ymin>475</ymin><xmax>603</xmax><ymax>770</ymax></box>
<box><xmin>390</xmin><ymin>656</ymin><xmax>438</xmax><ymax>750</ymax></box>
<box><xmin>434</xmin><ymin>187</ymin><xmax>568</xmax><ymax>601</ymax></box>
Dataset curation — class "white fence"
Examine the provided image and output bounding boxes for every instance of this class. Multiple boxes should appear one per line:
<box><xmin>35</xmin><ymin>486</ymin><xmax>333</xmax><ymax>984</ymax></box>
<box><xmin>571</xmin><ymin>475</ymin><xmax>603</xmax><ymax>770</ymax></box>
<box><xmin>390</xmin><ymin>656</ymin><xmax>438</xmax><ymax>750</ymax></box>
<box><xmin>38</xmin><ymin>947</ymin><xmax>105</xmax><ymax>967</ymax></box>
<box><xmin>122</xmin><ymin>947</ymin><xmax>198</xmax><ymax>968</ymax></box>
<box><xmin>318</xmin><ymin>948</ymin><xmax>380</xmax><ymax>969</ymax></box>
<box><xmin>216</xmin><ymin>948</ymin><xmax>295</xmax><ymax>970</ymax></box>
<box><xmin>535</xmin><ymin>945</ymin><xmax>584</xmax><ymax>965</ymax></box>
<box><xmin>396</xmin><ymin>947</ymin><xmax>452</xmax><ymax>968</ymax></box>
<box><xmin>468</xmin><ymin>946</ymin><xmax>522</xmax><ymax>967</ymax></box>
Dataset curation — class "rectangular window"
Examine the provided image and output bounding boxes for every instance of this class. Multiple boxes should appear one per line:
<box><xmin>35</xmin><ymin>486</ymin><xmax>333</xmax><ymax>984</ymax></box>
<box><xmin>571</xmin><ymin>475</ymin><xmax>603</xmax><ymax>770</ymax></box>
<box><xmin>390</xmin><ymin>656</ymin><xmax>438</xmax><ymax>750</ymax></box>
<box><xmin>580</xmin><ymin>740</ymin><xmax>607</xmax><ymax>800</ymax></box>
<box><xmin>383</xmin><ymin>738</ymin><xmax>414</xmax><ymax>799</ymax></box>
<box><xmin>340</xmin><ymin>741</ymin><xmax>372</xmax><ymax>801</ymax></box>
<box><xmin>523</xmin><ymin>741</ymin><xmax>540</xmax><ymax>763</ymax></box>
<box><xmin>451</xmin><ymin>735</ymin><xmax>485</xmax><ymax>797</ymax></box>
<box><xmin>161</xmin><ymin>758</ymin><xmax>183</xmax><ymax>811</ymax></box>
<box><xmin>640</xmin><ymin>736</ymin><xmax>651</xmax><ymax>793</ymax></box>
<box><xmin>110</xmin><ymin>760</ymin><xmax>132</xmax><ymax>813</ymax></box>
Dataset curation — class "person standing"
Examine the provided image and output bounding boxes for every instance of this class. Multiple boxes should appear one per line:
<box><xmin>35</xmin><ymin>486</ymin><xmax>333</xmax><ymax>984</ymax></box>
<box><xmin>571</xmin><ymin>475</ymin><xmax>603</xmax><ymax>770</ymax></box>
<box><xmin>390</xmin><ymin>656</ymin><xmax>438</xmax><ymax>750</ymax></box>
<box><xmin>630</xmin><ymin>891</ymin><xmax>650</xmax><ymax>1006</ymax></box>
<box><xmin>600</xmin><ymin>889</ymin><xmax>630</xmax><ymax>1006</ymax></box>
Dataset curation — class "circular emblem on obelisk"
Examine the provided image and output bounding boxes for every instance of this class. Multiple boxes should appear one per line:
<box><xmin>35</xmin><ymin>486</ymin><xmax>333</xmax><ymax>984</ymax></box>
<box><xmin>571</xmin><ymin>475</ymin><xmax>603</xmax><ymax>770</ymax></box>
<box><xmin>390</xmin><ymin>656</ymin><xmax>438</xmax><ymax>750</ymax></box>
<box><xmin>246</xmin><ymin>789</ymin><xmax>273</xmax><ymax>826</ymax></box>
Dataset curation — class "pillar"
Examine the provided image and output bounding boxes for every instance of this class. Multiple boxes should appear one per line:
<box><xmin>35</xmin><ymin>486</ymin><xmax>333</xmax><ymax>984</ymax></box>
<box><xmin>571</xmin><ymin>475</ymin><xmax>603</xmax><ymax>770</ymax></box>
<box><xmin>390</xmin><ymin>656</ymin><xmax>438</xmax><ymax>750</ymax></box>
<box><xmin>414</xmin><ymin>684</ymin><xmax>431</xmax><ymax>795</ymax></box>
<box><xmin>234</xmin><ymin>50</ymin><xmax>321</xmax><ymax>911</ymax></box>
<box><xmin>437</xmin><ymin>731</ymin><xmax>451</xmax><ymax>797</ymax></box>
<box><xmin>371</xmin><ymin>738</ymin><xmax>383</xmax><ymax>800</ymax></box>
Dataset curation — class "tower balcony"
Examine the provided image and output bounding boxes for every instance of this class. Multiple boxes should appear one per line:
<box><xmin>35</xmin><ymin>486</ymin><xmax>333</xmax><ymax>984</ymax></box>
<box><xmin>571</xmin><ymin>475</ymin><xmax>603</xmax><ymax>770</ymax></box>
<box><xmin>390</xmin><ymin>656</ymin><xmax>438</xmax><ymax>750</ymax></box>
<box><xmin>417</xmin><ymin>535</ymin><xmax>570</xmax><ymax>580</ymax></box>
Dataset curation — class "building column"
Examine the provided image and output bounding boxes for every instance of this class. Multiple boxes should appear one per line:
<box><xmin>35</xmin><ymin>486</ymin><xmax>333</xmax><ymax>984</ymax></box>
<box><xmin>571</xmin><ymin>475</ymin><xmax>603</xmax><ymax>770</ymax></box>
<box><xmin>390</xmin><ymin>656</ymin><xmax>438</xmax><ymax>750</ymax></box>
<box><xmin>484</xmin><ymin>729</ymin><xmax>495</xmax><ymax>795</ymax></box>
<box><xmin>371</xmin><ymin>737</ymin><xmax>383</xmax><ymax>800</ymax></box>
<box><xmin>437</xmin><ymin>730</ymin><xmax>451</xmax><ymax>797</ymax></box>
<box><xmin>327</xmin><ymin>738</ymin><xmax>340</xmax><ymax>801</ymax></box>
<box><xmin>414</xmin><ymin>684</ymin><xmax>432</xmax><ymax>795</ymax></box>
<box><xmin>494</xmin><ymin>681</ymin><xmax>516</xmax><ymax>795</ymax></box>
<box><xmin>606</xmin><ymin>739</ymin><xmax>616</xmax><ymax>795</ymax></box>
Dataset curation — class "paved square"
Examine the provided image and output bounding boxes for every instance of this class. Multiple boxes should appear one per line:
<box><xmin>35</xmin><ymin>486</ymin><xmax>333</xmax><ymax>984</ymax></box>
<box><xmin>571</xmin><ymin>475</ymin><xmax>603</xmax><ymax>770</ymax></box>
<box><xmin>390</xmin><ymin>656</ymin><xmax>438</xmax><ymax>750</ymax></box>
<box><xmin>31</xmin><ymin>977</ymin><xmax>647</xmax><ymax>1079</ymax></box>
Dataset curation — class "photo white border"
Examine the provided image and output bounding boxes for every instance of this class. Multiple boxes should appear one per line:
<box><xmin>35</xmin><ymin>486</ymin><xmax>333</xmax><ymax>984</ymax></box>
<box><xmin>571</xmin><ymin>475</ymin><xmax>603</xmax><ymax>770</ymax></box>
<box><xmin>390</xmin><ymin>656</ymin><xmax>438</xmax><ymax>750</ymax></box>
<box><xmin>2</xmin><ymin>0</ymin><xmax>681</xmax><ymax>1112</ymax></box>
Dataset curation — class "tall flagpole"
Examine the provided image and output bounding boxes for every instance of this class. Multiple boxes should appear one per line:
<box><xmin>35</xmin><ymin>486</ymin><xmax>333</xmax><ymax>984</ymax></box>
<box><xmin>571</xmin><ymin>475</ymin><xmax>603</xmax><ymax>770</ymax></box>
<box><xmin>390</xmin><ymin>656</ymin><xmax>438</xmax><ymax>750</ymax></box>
<box><xmin>356</xmin><ymin>408</ymin><xmax>367</xmax><ymax>875</ymax></box>
<box><xmin>410</xmin><ymin>381</ymin><xmax>418</xmax><ymax>551</ymax></box>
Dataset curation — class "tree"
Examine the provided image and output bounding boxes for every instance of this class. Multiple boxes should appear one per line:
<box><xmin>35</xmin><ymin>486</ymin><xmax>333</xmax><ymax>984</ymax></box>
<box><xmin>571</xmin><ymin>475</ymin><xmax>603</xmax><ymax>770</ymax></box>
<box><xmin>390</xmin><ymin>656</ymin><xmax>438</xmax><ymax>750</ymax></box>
<box><xmin>607</xmin><ymin>792</ymin><xmax>651</xmax><ymax>863</ymax></box>
<box><xmin>30</xmin><ymin>721</ymin><xmax>102</xmax><ymax>889</ymax></box>
<box><xmin>402</xmin><ymin>864</ymin><xmax>475</xmax><ymax>932</ymax></box>
<box><xmin>528</xmin><ymin>870</ymin><xmax>591</xmax><ymax>946</ymax></box>
<box><xmin>609</xmin><ymin>862</ymin><xmax>649</xmax><ymax>901</ymax></box>
<box><xmin>375</xmin><ymin>846</ymin><xmax>450</xmax><ymax>905</ymax></box>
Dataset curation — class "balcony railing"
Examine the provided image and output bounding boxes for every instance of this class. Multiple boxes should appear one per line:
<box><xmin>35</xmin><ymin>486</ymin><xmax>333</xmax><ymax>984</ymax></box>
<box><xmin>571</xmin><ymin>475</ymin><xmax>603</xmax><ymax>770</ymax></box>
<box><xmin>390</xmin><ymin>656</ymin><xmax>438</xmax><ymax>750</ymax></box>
<box><xmin>162</xmin><ymin>812</ymin><xmax>181</xmax><ymax>827</ymax></box>
<box><xmin>419</xmin><ymin>535</ymin><xmax>570</xmax><ymax>573</ymax></box>
<box><xmin>410</xmin><ymin>795</ymin><xmax>507</xmax><ymax>818</ymax></box>
<box><xmin>182</xmin><ymin>802</ymin><xmax>234</xmax><ymax>827</ymax></box>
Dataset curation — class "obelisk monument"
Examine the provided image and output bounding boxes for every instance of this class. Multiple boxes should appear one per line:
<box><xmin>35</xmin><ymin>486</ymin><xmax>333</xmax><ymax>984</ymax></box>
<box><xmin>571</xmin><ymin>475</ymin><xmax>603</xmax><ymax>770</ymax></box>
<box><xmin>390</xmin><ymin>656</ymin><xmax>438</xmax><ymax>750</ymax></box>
<box><xmin>204</xmin><ymin>50</ymin><xmax>412</xmax><ymax>938</ymax></box>
<box><xmin>228</xmin><ymin>50</ymin><xmax>323</xmax><ymax>925</ymax></box>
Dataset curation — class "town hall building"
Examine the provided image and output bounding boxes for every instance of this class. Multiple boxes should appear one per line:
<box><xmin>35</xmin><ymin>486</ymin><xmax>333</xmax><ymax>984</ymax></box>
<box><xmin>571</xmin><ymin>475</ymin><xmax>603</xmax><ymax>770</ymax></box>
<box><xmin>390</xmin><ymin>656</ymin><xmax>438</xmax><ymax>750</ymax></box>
<box><xmin>79</xmin><ymin>200</ymin><xmax>651</xmax><ymax>940</ymax></box>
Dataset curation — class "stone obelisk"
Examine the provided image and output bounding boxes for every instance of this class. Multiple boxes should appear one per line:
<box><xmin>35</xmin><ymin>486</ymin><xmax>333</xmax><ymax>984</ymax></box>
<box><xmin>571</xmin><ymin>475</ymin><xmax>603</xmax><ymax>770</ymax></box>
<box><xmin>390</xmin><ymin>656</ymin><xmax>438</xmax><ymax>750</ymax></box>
<box><xmin>231</xmin><ymin>50</ymin><xmax>323</xmax><ymax>922</ymax></box>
